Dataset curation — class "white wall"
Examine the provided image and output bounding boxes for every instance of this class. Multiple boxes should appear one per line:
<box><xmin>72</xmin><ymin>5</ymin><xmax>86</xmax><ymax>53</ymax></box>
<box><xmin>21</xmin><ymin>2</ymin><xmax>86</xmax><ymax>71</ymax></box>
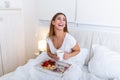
<box><xmin>22</xmin><ymin>0</ymin><xmax>39</xmax><ymax>60</ymax></box>
<box><xmin>0</xmin><ymin>0</ymin><xmax>22</xmax><ymax>8</ymax></box>
<box><xmin>77</xmin><ymin>0</ymin><xmax>120</xmax><ymax>27</ymax></box>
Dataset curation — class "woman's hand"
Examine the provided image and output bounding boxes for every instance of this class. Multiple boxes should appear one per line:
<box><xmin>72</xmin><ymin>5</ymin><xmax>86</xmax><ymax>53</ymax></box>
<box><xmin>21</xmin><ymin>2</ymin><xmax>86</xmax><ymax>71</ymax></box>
<box><xmin>64</xmin><ymin>43</ymin><xmax>80</xmax><ymax>60</ymax></box>
<box><xmin>52</xmin><ymin>54</ymin><xmax>59</xmax><ymax>61</ymax></box>
<box><xmin>63</xmin><ymin>52</ymin><xmax>71</xmax><ymax>60</ymax></box>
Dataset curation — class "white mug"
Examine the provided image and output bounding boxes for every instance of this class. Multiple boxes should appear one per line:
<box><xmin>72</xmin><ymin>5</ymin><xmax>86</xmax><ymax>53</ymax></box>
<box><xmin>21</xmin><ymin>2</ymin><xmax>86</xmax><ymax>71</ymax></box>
<box><xmin>56</xmin><ymin>50</ymin><xmax>64</xmax><ymax>61</ymax></box>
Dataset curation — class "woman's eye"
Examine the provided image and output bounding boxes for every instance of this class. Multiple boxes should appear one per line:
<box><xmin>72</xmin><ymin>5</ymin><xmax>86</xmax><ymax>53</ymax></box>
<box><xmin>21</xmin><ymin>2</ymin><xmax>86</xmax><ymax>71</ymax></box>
<box><xmin>56</xmin><ymin>17</ymin><xmax>66</xmax><ymax>21</ymax></box>
<box><xmin>57</xmin><ymin>17</ymin><xmax>61</xmax><ymax>20</ymax></box>
<box><xmin>63</xmin><ymin>18</ymin><xmax>66</xmax><ymax>21</ymax></box>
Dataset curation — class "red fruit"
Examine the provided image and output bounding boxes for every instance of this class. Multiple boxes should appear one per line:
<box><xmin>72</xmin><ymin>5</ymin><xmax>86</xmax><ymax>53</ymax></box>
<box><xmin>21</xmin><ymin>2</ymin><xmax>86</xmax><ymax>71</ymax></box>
<box><xmin>48</xmin><ymin>60</ymin><xmax>52</xmax><ymax>62</ymax></box>
<box><xmin>41</xmin><ymin>59</ymin><xmax>56</xmax><ymax>67</ymax></box>
<box><xmin>42</xmin><ymin>61</ymin><xmax>48</xmax><ymax>67</ymax></box>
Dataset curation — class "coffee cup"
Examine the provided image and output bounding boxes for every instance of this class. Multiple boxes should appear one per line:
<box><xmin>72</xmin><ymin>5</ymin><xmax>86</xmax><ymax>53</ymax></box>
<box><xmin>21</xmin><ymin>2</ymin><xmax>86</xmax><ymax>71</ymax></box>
<box><xmin>56</xmin><ymin>50</ymin><xmax>64</xmax><ymax>61</ymax></box>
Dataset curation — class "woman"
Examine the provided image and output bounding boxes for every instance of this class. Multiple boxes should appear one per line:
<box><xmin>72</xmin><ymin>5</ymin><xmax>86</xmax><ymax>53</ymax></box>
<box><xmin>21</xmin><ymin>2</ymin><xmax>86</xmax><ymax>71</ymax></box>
<box><xmin>47</xmin><ymin>12</ymin><xmax>80</xmax><ymax>62</ymax></box>
<box><xmin>30</xmin><ymin>12</ymin><xmax>82</xmax><ymax>80</ymax></box>
<box><xmin>45</xmin><ymin>12</ymin><xmax>82</xmax><ymax>80</ymax></box>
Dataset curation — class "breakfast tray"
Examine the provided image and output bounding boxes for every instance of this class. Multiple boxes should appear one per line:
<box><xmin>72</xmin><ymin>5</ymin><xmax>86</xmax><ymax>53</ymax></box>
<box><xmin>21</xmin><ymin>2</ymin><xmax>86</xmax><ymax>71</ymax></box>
<box><xmin>35</xmin><ymin>59</ymin><xmax>72</xmax><ymax>77</ymax></box>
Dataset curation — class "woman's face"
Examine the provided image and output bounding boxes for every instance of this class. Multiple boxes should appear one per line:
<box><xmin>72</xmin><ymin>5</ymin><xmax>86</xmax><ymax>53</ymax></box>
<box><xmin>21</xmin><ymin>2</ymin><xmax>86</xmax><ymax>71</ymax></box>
<box><xmin>52</xmin><ymin>14</ymin><xmax>66</xmax><ymax>31</ymax></box>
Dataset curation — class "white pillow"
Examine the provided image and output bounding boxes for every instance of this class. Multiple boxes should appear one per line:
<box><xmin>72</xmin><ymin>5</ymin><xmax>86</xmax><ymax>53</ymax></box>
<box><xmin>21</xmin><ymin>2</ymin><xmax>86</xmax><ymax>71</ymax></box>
<box><xmin>88</xmin><ymin>44</ymin><xmax>120</xmax><ymax>79</ymax></box>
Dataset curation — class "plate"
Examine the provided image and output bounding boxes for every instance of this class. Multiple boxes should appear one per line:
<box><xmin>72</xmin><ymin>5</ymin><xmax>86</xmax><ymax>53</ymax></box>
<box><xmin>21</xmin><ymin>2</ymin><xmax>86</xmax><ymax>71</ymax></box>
<box><xmin>35</xmin><ymin>59</ymin><xmax>72</xmax><ymax>77</ymax></box>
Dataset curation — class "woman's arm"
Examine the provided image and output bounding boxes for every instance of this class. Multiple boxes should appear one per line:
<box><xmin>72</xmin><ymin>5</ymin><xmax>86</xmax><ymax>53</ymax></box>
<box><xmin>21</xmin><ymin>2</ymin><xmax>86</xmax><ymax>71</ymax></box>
<box><xmin>64</xmin><ymin>42</ymin><xmax>80</xmax><ymax>60</ymax></box>
<box><xmin>47</xmin><ymin>43</ymin><xmax>59</xmax><ymax>60</ymax></box>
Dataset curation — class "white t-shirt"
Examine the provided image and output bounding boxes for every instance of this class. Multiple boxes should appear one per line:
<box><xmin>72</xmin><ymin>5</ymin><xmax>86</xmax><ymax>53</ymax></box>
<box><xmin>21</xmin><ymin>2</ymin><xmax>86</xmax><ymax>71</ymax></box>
<box><xmin>46</xmin><ymin>33</ymin><xmax>76</xmax><ymax>54</ymax></box>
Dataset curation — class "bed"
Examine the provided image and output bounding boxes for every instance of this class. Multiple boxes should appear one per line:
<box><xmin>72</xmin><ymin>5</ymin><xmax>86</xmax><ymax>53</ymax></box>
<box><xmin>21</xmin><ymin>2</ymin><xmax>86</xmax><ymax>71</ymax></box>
<box><xmin>0</xmin><ymin>26</ymin><xmax>120</xmax><ymax>80</ymax></box>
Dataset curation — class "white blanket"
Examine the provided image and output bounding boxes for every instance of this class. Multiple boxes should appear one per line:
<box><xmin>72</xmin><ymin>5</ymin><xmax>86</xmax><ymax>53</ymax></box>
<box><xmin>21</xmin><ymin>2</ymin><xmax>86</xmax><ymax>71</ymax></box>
<box><xmin>0</xmin><ymin>52</ymin><xmax>107</xmax><ymax>80</ymax></box>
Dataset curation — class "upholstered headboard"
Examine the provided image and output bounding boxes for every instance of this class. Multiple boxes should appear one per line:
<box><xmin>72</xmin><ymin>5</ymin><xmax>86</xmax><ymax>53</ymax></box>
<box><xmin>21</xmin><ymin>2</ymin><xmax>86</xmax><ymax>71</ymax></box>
<box><xmin>68</xmin><ymin>26</ymin><xmax>120</xmax><ymax>65</ymax></box>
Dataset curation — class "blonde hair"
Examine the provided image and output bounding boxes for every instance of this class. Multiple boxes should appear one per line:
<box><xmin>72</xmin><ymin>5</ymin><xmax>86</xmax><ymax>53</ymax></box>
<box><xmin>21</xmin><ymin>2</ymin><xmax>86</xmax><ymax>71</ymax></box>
<box><xmin>48</xmin><ymin>12</ymin><xmax>68</xmax><ymax>37</ymax></box>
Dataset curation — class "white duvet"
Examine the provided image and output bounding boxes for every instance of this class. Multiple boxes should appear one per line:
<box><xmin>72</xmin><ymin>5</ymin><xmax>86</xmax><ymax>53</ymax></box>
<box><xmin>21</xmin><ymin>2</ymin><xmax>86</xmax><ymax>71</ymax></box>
<box><xmin>0</xmin><ymin>51</ymin><xmax>107</xmax><ymax>80</ymax></box>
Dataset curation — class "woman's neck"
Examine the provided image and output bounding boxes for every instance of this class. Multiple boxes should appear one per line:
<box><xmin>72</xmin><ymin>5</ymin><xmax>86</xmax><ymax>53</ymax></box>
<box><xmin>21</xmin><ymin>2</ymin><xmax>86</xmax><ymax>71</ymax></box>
<box><xmin>55</xmin><ymin>31</ymin><xmax>65</xmax><ymax>38</ymax></box>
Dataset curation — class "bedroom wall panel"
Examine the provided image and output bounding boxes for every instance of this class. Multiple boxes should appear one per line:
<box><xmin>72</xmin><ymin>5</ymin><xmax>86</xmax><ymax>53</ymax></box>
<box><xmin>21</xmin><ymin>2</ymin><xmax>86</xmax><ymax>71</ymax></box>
<box><xmin>22</xmin><ymin>0</ymin><xmax>38</xmax><ymax>60</ymax></box>
<box><xmin>76</xmin><ymin>0</ymin><xmax>120</xmax><ymax>27</ymax></box>
<box><xmin>0</xmin><ymin>15</ymin><xmax>4</xmax><ymax>76</ymax></box>
<box><xmin>37</xmin><ymin>0</ymin><xmax>76</xmax><ymax>22</ymax></box>
<box><xmin>0</xmin><ymin>9</ymin><xmax>26</xmax><ymax>75</ymax></box>
<box><xmin>0</xmin><ymin>44</ymin><xmax>3</xmax><ymax>76</ymax></box>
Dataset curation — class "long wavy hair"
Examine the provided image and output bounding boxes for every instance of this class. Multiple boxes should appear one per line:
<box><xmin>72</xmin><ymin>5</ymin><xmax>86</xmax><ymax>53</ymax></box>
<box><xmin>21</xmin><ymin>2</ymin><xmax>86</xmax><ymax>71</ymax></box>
<box><xmin>48</xmin><ymin>12</ymin><xmax>68</xmax><ymax>37</ymax></box>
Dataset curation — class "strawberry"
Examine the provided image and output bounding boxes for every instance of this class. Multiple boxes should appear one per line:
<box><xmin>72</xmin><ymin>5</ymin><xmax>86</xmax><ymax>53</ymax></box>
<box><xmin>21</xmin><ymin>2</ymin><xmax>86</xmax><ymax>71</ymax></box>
<box><xmin>41</xmin><ymin>59</ymin><xmax>56</xmax><ymax>68</ymax></box>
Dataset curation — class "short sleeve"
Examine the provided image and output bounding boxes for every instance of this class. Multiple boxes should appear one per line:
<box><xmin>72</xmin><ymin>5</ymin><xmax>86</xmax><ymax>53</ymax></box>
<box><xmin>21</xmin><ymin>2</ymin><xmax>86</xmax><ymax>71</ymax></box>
<box><xmin>68</xmin><ymin>34</ymin><xmax>76</xmax><ymax>48</ymax></box>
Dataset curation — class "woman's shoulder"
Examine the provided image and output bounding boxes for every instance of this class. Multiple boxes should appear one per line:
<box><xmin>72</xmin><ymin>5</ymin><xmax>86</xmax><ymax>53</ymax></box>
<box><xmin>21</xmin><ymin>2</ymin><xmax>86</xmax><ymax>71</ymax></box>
<box><xmin>65</xmin><ymin>32</ymin><xmax>77</xmax><ymax>47</ymax></box>
<box><xmin>66</xmin><ymin>33</ymin><xmax>75</xmax><ymax>40</ymax></box>
<box><xmin>46</xmin><ymin>36</ymin><xmax>54</xmax><ymax>42</ymax></box>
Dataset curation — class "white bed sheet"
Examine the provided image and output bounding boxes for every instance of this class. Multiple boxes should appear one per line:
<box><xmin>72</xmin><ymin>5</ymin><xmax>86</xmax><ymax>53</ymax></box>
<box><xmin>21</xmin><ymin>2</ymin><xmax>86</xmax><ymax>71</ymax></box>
<box><xmin>0</xmin><ymin>51</ymin><xmax>109</xmax><ymax>80</ymax></box>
